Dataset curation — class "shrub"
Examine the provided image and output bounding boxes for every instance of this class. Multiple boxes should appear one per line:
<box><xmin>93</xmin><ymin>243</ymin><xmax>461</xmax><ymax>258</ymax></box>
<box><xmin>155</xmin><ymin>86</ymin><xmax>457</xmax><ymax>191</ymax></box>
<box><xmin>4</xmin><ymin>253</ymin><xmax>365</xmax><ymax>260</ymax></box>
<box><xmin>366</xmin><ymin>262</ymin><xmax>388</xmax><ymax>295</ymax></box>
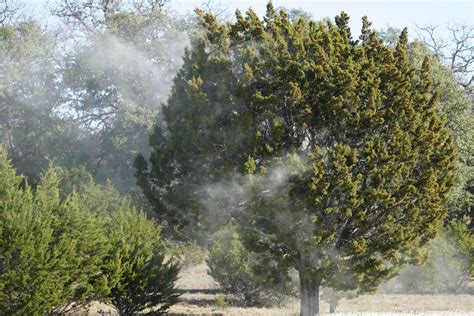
<box><xmin>162</xmin><ymin>240</ymin><xmax>206</xmax><ymax>268</ymax></box>
<box><xmin>0</xmin><ymin>149</ymin><xmax>109</xmax><ymax>314</ymax></box>
<box><xmin>382</xmin><ymin>221</ymin><xmax>473</xmax><ymax>294</ymax></box>
<box><xmin>0</xmin><ymin>147</ymin><xmax>180</xmax><ymax>314</ymax></box>
<box><xmin>207</xmin><ymin>225</ymin><xmax>296</xmax><ymax>307</ymax></box>
<box><xmin>105</xmin><ymin>209</ymin><xmax>181</xmax><ymax>315</ymax></box>
<box><xmin>215</xmin><ymin>295</ymin><xmax>229</xmax><ymax>309</ymax></box>
<box><xmin>56</xmin><ymin>165</ymin><xmax>182</xmax><ymax>314</ymax></box>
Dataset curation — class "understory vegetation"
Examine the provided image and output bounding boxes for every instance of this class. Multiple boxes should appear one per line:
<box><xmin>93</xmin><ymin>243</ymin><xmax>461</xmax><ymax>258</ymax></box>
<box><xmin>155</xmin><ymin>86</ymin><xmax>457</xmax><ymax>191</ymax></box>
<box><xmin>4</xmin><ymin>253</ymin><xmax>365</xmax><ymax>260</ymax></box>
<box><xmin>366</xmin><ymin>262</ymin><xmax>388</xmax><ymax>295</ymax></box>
<box><xmin>0</xmin><ymin>147</ymin><xmax>180</xmax><ymax>315</ymax></box>
<box><xmin>207</xmin><ymin>225</ymin><xmax>297</xmax><ymax>307</ymax></box>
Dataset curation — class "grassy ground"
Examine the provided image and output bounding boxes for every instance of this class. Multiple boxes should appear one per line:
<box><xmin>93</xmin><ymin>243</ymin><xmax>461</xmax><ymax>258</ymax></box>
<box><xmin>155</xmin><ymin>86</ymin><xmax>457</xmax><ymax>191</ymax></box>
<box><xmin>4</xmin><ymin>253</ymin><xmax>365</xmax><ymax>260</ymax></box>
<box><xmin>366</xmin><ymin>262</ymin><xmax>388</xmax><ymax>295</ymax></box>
<box><xmin>82</xmin><ymin>263</ymin><xmax>474</xmax><ymax>315</ymax></box>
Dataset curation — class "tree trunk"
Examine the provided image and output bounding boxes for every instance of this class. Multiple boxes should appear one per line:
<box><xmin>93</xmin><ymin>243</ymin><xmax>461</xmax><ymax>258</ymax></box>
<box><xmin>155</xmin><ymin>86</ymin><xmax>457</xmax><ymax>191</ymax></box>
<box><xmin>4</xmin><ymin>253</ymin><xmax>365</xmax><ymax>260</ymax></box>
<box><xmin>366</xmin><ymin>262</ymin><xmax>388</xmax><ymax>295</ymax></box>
<box><xmin>299</xmin><ymin>272</ymin><xmax>321</xmax><ymax>316</ymax></box>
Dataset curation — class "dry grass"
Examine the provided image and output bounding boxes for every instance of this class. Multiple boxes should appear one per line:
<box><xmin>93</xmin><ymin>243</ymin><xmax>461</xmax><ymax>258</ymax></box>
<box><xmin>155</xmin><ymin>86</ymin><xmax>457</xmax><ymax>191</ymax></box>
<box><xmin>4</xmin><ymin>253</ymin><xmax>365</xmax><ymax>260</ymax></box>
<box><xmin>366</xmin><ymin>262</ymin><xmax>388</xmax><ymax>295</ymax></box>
<box><xmin>168</xmin><ymin>294</ymin><xmax>474</xmax><ymax>315</ymax></box>
<box><xmin>80</xmin><ymin>263</ymin><xmax>474</xmax><ymax>315</ymax></box>
<box><xmin>169</xmin><ymin>264</ymin><xmax>474</xmax><ymax>315</ymax></box>
<box><xmin>176</xmin><ymin>263</ymin><xmax>220</xmax><ymax>290</ymax></box>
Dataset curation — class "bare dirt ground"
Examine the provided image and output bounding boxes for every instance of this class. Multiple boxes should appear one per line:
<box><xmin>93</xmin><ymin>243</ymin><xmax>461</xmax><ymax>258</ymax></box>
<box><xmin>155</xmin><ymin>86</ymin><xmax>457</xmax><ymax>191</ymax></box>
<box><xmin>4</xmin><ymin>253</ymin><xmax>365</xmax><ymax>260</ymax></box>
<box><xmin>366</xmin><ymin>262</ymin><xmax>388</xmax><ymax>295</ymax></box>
<box><xmin>82</xmin><ymin>263</ymin><xmax>474</xmax><ymax>315</ymax></box>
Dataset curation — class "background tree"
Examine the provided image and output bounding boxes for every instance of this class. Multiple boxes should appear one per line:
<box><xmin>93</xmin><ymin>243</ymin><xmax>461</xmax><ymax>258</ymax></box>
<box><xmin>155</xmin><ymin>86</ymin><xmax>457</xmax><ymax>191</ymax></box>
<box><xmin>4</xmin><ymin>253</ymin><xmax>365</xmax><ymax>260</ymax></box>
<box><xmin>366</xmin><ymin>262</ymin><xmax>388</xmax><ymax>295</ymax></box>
<box><xmin>0</xmin><ymin>0</ymin><xmax>21</xmax><ymax>26</ymax></box>
<box><xmin>416</xmin><ymin>24</ymin><xmax>474</xmax><ymax>99</ymax></box>
<box><xmin>137</xmin><ymin>5</ymin><xmax>456</xmax><ymax>315</ymax></box>
<box><xmin>51</xmin><ymin>0</ymin><xmax>170</xmax><ymax>34</ymax></box>
<box><xmin>55</xmin><ymin>0</ymin><xmax>191</xmax><ymax>197</ymax></box>
<box><xmin>413</xmin><ymin>40</ymin><xmax>474</xmax><ymax>227</ymax></box>
<box><xmin>382</xmin><ymin>221</ymin><xmax>473</xmax><ymax>294</ymax></box>
<box><xmin>1</xmin><ymin>0</ymin><xmax>192</xmax><ymax>199</ymax></box>
<box><xmin>0</xmin><ymin>19</ymin><xmax>91</xmax><ymax>184</ymax></box>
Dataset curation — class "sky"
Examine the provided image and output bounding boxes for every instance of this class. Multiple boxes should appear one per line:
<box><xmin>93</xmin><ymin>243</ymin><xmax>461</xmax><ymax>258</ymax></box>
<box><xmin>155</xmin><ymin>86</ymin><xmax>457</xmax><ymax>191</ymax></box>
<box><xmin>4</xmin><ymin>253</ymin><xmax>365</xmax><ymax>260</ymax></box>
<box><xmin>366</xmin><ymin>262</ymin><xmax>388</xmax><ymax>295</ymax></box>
<box><xmin>23</xmin><ymin>0</ymin><xmax>474</xmax><ymax>39</ymax></box>
<box><xmin>172</xmin><ymin>0</ymin><xmax>473</xmax><ymax>36</ymax></box>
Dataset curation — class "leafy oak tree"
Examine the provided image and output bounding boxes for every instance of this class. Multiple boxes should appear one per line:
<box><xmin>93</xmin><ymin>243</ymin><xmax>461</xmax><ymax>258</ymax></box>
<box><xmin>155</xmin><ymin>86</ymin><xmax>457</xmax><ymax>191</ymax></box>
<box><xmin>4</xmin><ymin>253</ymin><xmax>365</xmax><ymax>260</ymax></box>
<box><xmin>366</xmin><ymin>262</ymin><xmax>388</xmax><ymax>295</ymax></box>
<box><xmin>0</xmin><ymin>20</ymin><xmax>91</xmax><ymax>185</ymax></box>
<box><xmin>56</xmin><ymin>0</ymin><xmax>191</xmax><ymax>197</ymax></box>
<box><xmin>137</xmin><ymin>5</ymin><xmax>456</xmax><ymax>314</ymax></box>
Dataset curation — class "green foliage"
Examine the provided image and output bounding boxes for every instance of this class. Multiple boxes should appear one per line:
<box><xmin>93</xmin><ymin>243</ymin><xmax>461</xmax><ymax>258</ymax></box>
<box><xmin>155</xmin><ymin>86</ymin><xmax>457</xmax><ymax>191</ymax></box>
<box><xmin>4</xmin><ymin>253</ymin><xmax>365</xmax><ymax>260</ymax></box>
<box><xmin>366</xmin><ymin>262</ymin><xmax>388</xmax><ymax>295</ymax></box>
<box><xmin>1</xmin><ymin>3</ymin><xmax>192</xmax><ymax>202</ymax></box>
<box><xmin>384</xmin><ymin>221</ymin><xmax>473</xmax><ymax>294</ymax></box>
<box><xmin>55</xmin><ymin>165</ymin><xmax>182</xmax><ymax>315</ymax></box>
<box><xmin>138</xmin><ymin>4</ymin><xmax>457</xmax><ymax>313</ymax></box>
<box><xmin>215</xmin><ymin>295</ymin><xmax>230</xmax><ymax>309</ymax></box>
<box><xmin>208</xmin><ymin>225</ymin><xmax>296</xmax><ymax>307</ymax></box>
<box><xmin>449</xmin><ymin>221</ymin><xmax>474</xmax><ymax>278</ymax></box>
<box><xmin>105</xmin><ymin>209</ymin><xmax>180</xmax><ymax>315</ymax></box>
<box><xmin>379</xmin><ymin>28</ymin><xmax>474</xmax><ymax>226</ymax></box>
<box><xmin>59</xmin><ymin>4</ymin><xmax>191</xmax><ymax>197</ymax></box>
<box><xmin>409</xmin><ymin>42</ymin><xmax>473</xmax><ymax>226</ymax></box>
<box><xmin>0</xmin><ymin>21</ymin><xmax>90</xmax><ymax>184</ymax></box>
<box><xmin>57</xmin><ymin>166</ymin><xmax>136</xmax><ymax>217</ymax></box>
<box><xmin>0</xmin><ymin>146</ymin><xmax>180</xmax><ymax>315</ymax></box>
<box><xmin>162</xmin><ymin>240</ymin><xmax>206</xmax><ymax>268</ymax></box>
<box><xmin>0</xmin><ymin>147</ymin><xmax>109</xmax><ymax>314</ymax></box>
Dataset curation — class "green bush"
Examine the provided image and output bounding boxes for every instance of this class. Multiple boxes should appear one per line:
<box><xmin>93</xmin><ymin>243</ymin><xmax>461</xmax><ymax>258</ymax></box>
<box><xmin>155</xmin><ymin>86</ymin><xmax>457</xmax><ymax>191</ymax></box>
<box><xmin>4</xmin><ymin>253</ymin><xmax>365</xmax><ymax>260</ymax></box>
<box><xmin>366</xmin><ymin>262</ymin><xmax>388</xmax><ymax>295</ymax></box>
<box><xmin>162</xmin><ymin>240</ymin><xmax>206</xmax><ymax>268</ymax></box>
<box><xmin>105</xmin><ymin>209</ymin><xmax>181</xmax><ymax>315</ymax></box>
<box><xmin>0</xmin><ymin>146</ymin><xmax>180</xmax><ymax>315</ymax></box>
<box><xmin>215</xmin><ymin>295</ymin><xmax>229</xmax><ymax>309</ymax></box>
<box><xmin>0</xmin><ymin>149</ymin><xmax>109</xmax><ymax>314</ymax></box>
<box><xmin>59</xmin><ymin>165</ymin><xmax>182</xmax><ymax>315</ymax></box>
<box><xmin>382</xmin><ymin>221</ymin><xmax>473</xmax><ymax>294</ymax></box>
<box><xmin>207</xmin><ymin>225</ymin><xmax>296</xmax><ymax>307</ymax></box>
<box><xmin>56</xmin><ymin>165</ymin><xmax>182</xmax><ymax>314</ymax></box>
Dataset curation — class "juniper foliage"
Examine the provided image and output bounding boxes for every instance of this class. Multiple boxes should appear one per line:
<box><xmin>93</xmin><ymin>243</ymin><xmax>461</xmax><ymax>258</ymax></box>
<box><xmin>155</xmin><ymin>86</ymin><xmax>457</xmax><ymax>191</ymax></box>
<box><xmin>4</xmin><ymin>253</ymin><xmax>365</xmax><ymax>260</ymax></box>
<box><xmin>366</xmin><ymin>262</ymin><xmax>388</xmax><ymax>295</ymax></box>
<box><xmin>137</xmin><ymin>4</ymin><xmax>456</xmax><ymax>314</ymax></box>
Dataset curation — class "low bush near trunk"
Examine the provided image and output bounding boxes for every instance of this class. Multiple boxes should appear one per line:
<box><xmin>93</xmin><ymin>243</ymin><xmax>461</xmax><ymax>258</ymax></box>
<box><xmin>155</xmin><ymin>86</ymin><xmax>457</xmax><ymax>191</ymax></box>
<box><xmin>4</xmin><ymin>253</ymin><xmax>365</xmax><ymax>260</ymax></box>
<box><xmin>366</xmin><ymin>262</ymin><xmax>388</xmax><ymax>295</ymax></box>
<box><xmin>207</xmin><ymin>225</ymin><xmax>296</xmax><ymax>307</ymax></box>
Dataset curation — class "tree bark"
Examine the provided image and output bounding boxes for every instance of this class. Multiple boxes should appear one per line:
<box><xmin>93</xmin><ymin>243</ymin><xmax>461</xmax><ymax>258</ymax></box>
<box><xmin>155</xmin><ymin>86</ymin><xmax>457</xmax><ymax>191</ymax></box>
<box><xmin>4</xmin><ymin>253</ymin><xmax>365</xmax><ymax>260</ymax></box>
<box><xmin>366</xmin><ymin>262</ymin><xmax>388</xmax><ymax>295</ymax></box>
<box><xmin>299</xmin><ymin>272</ymin><xmax>321</xmax><ymax>316</ymax></box>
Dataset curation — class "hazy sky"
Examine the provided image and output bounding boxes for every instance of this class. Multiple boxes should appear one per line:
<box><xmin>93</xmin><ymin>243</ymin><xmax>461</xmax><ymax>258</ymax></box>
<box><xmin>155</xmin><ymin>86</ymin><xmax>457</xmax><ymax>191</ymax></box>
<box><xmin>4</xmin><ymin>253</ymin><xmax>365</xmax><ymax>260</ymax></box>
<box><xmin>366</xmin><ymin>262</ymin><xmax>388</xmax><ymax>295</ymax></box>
<box><xmin>173</xmin><ymin>0</ymin><xmax>473</xmax><ymax>35</ymax></box>
<box><xmin>24</xmin><ymin>0</ymin><xmax>474</xmax><ymax>38</ymax></box>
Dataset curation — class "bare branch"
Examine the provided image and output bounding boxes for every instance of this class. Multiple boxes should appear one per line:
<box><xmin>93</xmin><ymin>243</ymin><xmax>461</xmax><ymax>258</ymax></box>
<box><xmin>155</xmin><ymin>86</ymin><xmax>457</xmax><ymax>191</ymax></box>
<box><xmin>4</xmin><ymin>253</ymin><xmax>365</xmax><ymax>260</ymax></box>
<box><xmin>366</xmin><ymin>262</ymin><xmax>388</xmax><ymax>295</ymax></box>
<box><xmin>416</xmin><ymin>24</ymin><xmax>447</xmax><ymax>59</ymax></box>
<box><xmin>200</xmin><ymin>0</ymin><xmax>231</xmax><ymax>21</ymax></box>
<box><xmin>417</xmin><ymin>23</ymin><xmax>474</xmax><ymax>98</ymax></box>
<box><xmin>0</xmin><ymin>0</ymin><xmax>21</xmax><ymax>25</ymax></box>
